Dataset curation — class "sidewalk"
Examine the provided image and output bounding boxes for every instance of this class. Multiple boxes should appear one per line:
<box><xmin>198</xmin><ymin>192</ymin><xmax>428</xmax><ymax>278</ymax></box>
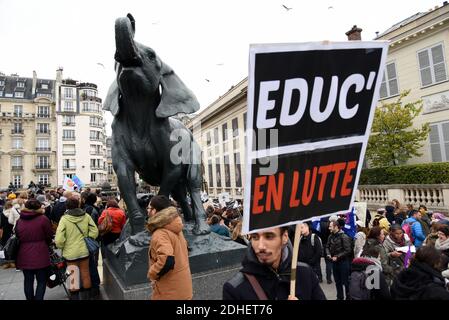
<box><xmin>0</xmin><ymin>255</ymin><xmax>336</xmax><ymax>300</ymax></box>
<box><xmin>0</xmin><ymin>251</ymin><xmax>105</xmax><ymax>300</ymax></box>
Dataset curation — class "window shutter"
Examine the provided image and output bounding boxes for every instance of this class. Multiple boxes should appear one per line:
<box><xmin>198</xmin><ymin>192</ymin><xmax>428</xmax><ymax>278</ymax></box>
<box><xmin>419</xmin><ymin>50</ymin><xmax>433</xmax><ymax>86</ymax></box>
<box><xmin>430</xmin><ymin>124</ymin><xmax>442</xmax><ymax>162</ymax></box>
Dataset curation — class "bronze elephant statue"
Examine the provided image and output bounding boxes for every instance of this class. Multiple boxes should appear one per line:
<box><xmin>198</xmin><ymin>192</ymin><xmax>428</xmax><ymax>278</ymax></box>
<box><xmin>104</xmin><ymin>13</ymin><xmax>210</xmax><ymax>238</ymax></box>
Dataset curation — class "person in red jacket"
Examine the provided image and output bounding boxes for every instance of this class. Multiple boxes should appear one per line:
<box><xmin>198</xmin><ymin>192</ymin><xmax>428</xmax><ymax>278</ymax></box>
<box><xmin>98</xmin><ymin>199</ymin><xmax>126</xmax><ymax>246</ymax></box>
<box><xmin>15</xmin><ymin>198</ymin><xmax>54</xmax><ymax>300</ymax></box>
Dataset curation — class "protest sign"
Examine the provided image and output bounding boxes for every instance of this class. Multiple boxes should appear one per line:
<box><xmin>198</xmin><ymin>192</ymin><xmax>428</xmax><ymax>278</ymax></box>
<box><xmin>243</xmin><ymin>41</ymin><xmax>388</xmax><ymax>234</ymax></box>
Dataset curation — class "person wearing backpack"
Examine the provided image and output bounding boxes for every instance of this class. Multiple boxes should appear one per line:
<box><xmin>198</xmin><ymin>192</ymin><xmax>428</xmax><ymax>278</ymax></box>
<box><xmin>98</xmin><ymin>199</ymin><xmax>127</xmax><ymax>246</ymax></box>
<box><xmin>298</xmin><ymin>222</ymin><xmax>323</xmax><ymax>282</ymax></box>
<box><xmin>55</xmin><ymin>197</ymin><xmax>98</xmax><ymax>300</ymax></box>
<box><xmin>402</xmin><ymin>210</ymin><xmax>426</xmax><ymax>248</ymax></box>
<box><xmin>349</xmin><ymin>245</ymin><xmax>391</xmax><ymax>300</ymax></box>
<box><xmin>326</xmin><ymin>219</ymin><xmax>353</xmax><ymax>300</ymax></box>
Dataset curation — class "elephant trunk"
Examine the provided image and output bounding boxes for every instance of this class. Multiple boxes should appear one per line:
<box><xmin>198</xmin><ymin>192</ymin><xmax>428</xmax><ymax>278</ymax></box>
<box><xmin>114</xmin><ymin>16</ymin><xmax>141</xmax><ymax>67</ymax></box>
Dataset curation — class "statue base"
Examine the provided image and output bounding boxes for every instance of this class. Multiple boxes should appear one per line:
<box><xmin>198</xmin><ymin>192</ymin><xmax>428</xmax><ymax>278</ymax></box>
<box><xmin>102</xmin><ymin>223</ymin><xmax>247</xmax><ymax>299</ymax></box>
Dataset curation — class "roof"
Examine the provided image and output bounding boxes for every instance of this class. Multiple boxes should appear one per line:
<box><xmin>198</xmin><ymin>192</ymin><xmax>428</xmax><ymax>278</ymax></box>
<box><xmin>376</xmin><ymin>12</ymin><xmax>427</xmax><ymax>38</ymax></box>
<box><xmin>0</xmin><ymin>74</ymin><xmax>55</xmax><ymax>100</ymax></box>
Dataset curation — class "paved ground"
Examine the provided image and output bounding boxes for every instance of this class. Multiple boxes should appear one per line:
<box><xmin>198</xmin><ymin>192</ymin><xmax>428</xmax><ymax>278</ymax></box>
<box><xmin>0</xmin><ymin>256</ymin><xmax>337</xmax><ymax>300</ymax></box>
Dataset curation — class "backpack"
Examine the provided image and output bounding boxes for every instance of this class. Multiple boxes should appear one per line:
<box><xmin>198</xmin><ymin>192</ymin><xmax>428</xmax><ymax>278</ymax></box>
<box><xmin>349</xmin><ymin>270</ymin><xmax>371</xmax><ymax>300</ymax></box>
<box><xmin>98</xmin><ymin>209</ymin><xmax>113</xmax><ymax>236</ymax></box>
<box><xmin>402</xmin><ymin>222</ymin><xmax>415</xmax><ymax>244</ymax></box>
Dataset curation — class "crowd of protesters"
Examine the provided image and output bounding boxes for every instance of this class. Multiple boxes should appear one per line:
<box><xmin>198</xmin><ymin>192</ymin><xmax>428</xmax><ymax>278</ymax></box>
<box><xmin>3</xmin><ymin>182</ymin><xmax>449</xmax><ymax>301</ymax></box>
<box><xmin>0</xmin><ymin>183</ymin><xmax>127</xmax><ymax>300</ymax></box>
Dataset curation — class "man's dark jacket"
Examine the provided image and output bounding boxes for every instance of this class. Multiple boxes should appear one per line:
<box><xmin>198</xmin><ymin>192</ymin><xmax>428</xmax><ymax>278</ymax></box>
<box><xmin>222</xmin><ymin>242</ymin><xmax>326</xmax><ymax>300</ymax></box>
<box><xmin>326</xmin><ymin>230</ymin><xmax>352</xmax><ymax>261</ymax></box>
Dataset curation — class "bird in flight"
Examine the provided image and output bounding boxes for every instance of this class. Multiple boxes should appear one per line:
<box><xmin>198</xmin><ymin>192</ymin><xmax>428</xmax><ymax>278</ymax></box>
<box><xmin>205</xmin><ymin>79</ymin><xmax>210</xmax><ymax>82</ymax></box>
<box><xmin>96</xmin><ymin>63</ymin><xmax>105</xmax><ymax>68</ymax></box>
<box><xmin>282</xmin><ymin>4</ymin><xmax>292</xmax><ymax>11</ymax></box>
<box><xmin>328</xmin><ymin>6</ymin><xmax>334</xmax><ymax>9</ymax></box>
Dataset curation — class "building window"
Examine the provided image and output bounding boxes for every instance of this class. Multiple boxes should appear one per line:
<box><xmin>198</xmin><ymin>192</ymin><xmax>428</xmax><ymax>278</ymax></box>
<box><xmin>12</xmin><ymin>138</ymin><xmax>23</xmax><ymax>149</ymax></box>
<box><xmin>418</xmin><ymin>44</ymin><xmax>448</xmax><ymax>87</ymax></box>
<box><xmin>37</xmin><ymin>123</ymin><xmax>50</xmax><ymax>134</ymax></box>
<box><xmin>234</xmin><ymin>153</ymin><xmax>242</xmax><ymax>187</ymax></box>
<box><xmin>63</xmin><ymin>159</ymin><xmax>76</xmax><ymax>169</ymax></box>
<box><xmin>64</xmin><ymin>88</ymin><xmax>73</xmax><ymax>99</ymax></box>
<box><xmin>38</xmin><ymin>174</ymin><xmax>49</xmax><ymax>185</ymax></box>
<box><xmin>66</xmin><ymin>174</ymin><xmax>73</xmax><ymax>179</ymax></box>
<box><xmin>63</xmin><ymin>115</ymin><xmax>75</xmax><ymax>125</ymax></box>
<box><xmin>63</xmin><ymin>144</ymin><xmax>76</xmax><ymax>155</ymax></box>
<box><xmin>12</xmin><ymin>156</ymin><xmax>23</xmax><ymax>169</ymax></box>
<box><xmin>14</xmin><ymin>105</ymin><xmax>23</xmax><ymax>117</ymax></box>
<box><xmin>232</xmin><ymin>118</ymin><xmax>239</xmax><ymax>137</ymax></box>
<box><xmin>90</xmin><ymin>130</ymin><xmax>101</xmax><ymax>141</ymax></box>
<box><xmin>90</xmin><ymin>144</ymin><xmax>101</xmax><ymax>155</ymax></box>
<box><xmin>108</xmin><ymin>164</ymin><xmax>114</xmax><ymax>175</ymax></box>
<box><xmin>37</xmin><ymin>106</ymin><xmax>50</xmax><ymax>118</ymax></box>
<box><xmin>215</xmin><ymin>158</ymin><xmax>222</xmax><ymax>188</ymax></box>
<box><xmin>89</xmin><ymin>116</ymin><xmax>101</xmax><ymax>127</ymax></box>
<box><xmin>243</xmin><ymin>113</ymin><xmax>247</xmax><ymax>130</ymax></box>
<box><xmin>16</xmin><ymin>81</ymin><xmax>25</xmax><ymax>88</ymax></box>
<box><xmin>13</xmin><ymin>123</ymin><xmax>23</xmax><ymax>134</ymax></box>
<box><xmin>214</xmin><ymin>128</ymin><xmax>219</xmax><ymax>144</ymax></box>
<box><xmin>13</xmin><ymin>175</ymin><xmax>22</xmax><ymax>188</ymax></box>
<box><xmin>206</xmin><ymin>131</ymin><xmax>211</xmax><ymax>147</ymax></box>
<box><xmin>41</xmin><ymin>84</ymin><xmax>48</xmax><ymax>90</ymax></box>
<box><xmin>222</xmin><ymin>123</ymin><xmax>228</xmax><ymax>141</ymax></box>
<box><xmin>37</xmin><ymin>156</ymin><xmax>49</xmax><ymax>168</ymax></box>
<box><xmin>208</xmin><ymin>160</ymin><xmax>213</xmax><ymax>188</ymax></box>
<box><xmin>37</xmin><ymin>139</ymin><xmax>50</xmax><ymax>151</ymax></box>
<box><xmin>0</xmin><ymin>90</ymin><xmax>3</xmax><ymax>97</ymax></box>
<box><xmin>64</xmin><ymin>101</ymin><xmax>74</xmax><ymax>112</ymax></box>
<box><xmin>63</xmin><ymin>129</ymin><xmax>75</xmax><ymax>140</ymax></box>
<box><xmin>37</xmin><ymin>93</ymin><xmax>52</xmax><ymax>98</ymax></box>
<box><xmin>91</xmin><ymin>173</ymin><xmax>97</xmax><ymax>182</ymax></box>
<box><xmin>224</xmin><ymin>155</ymin><xmax>231</xmax><ymax>188</ymax></box>
<box><xmin>379</xmin><ymin>62</ymin><xmax>399</xmax><ymax>99</ymax></box>
<box><xmin>0</xmin><ymin>80</ymin><xmax>4</xmax><ymax>86</ymax></box>
<box><xmin>14</xmin><ymin>92</ymin><xmax>24</xmax><ymax>98</ymax></box>
<box><xmin>429</xmin><ymin>121</ymin><xmax>449</xmax><ymax>162</ymax></box>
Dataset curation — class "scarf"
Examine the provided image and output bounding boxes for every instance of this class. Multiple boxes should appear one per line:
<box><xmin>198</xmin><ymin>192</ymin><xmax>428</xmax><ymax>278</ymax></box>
<box><xmin>435</xmin><ymin>237</ymin><xmax>449</xmax><ymax>251</ymax></box>
<box><xmin>2</xmin><ymin>207</ymin><xmax>20</xmax><ymax>226</ymax></box>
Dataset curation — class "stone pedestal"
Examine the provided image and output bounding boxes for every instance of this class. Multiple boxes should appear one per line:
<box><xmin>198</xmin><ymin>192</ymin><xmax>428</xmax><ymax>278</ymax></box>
<box><xmin>102</xmin><ymin>226</ymin><xmax>246</xmax><ymax>299</ymax></box>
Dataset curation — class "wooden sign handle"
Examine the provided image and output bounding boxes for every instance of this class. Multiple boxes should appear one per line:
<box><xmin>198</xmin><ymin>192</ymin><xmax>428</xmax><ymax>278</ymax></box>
<box><xmin>290</xmin><ymin>223</ymin><xmax>302</xmax><ymax>298</ymax></box>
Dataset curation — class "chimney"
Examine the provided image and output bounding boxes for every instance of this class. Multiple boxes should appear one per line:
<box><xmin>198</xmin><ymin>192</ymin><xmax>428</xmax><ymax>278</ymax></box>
<box><xmin>56</xmin><ymin>67</ymin><xmax>63</xmax><ymax>84</ymax></box>
<box><xmin>346</xmin><ymin>25</ymin><xmax>363</xmax><ymax>40</ymax></box>
<box><xmin>32</xmin><ymin>70</ymin><xmax>37</xmax><ymax>95</ymax></box>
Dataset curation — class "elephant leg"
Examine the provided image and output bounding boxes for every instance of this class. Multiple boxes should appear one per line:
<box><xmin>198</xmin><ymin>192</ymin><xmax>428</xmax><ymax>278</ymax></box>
<box><xmin>189</xmin><ymin>187</ymin><xmax>210</xmax><ymax>235</ymax></box>
<box><xmin>171</xmin><ymin>185</ymin><xmax>193</xmax><ymax>222</ymax></box>
<box><xmin>114</xmin><ymin>160</ymin><xmax>145</xmax><ymax>235</ymax></box>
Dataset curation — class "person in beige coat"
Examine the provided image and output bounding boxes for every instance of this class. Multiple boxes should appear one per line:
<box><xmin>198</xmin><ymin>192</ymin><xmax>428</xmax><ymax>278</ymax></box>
<box><xmin>146</xmin><ymin>206</ymin><xmax>192</xmax><ymax>300</ymax></box>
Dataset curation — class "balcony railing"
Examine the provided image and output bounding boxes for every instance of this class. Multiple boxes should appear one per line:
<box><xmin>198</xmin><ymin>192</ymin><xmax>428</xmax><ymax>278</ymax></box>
<box><xmin>90</xmin><ymin>151</ymin><xmax>103</xmax><ymax>156</ymax></box>
<box><xmin>11</xmin><ymin>166</ymin><xmax>23</xmax><ymax>170</ymax></box>
<box><xmin>81</xmin><ymin>95</ymin><xmax>102</xmax><ymax>103</ymax></box>
<box><xmin>36</xmin><ymin>113</ymin><xmax>50</xmax><ymax>118</ymax></box>
<box><xmin>1</xmin><ymin>112</ymin><xmax>35</xmax><ymax>118</ymax></box>
<box><xmin>62</xmin><ymin>151</ymin><xmax>76</xmax><ymax>155</ymax></box>
<box><xmin>89</xmin><ymin>123</ymin><xmax>103</xmax><ymax>128</ymax></box>
<box><xmin>36</xmin><ymin>147</ymin><xmax>51</xmax><ymax>152</ymax></box>
<box><xmin>90</xmin><ymin>137</ymin><xmax>102</xmax><ymax>141</ymax></box>
<box><xmin>63</xmin><ymin>166</ymin><xmax>76</xmax><ymax>170</ymax></box>
<box><xmin>63</xmin><ymin>122</ymin><xmax>75</xmax><ymax>126</ymax></box>
<box><xmin>11</xmin><ymin>129</ymin><xmax>24</xmax><ymax>134</ymax></box>
<box><xmin>35</xmin><ymin>165</ymin><xmax>51</xmax><ymax>169</ymax></box>
<box><xmin>90</xmin><ymin>166</ymin><xmax>104</xmax><ymax>170</ymax></box>
<box><xmin>36</xmin><ymin>129</ymin><xmax>51</xmax><ymax>135</ymax></box>
<box><xmin>62</xmin><ymin>136</ymin><xmax>75</xmax><ymax>141</ymax></box>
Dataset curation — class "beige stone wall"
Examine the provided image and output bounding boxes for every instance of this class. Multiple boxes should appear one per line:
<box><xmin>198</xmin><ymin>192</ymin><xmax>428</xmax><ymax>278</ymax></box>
<box><xmin>0</xmin><ymin>97</ymin><xmax>57</xmax><ymax>189</ymax></box>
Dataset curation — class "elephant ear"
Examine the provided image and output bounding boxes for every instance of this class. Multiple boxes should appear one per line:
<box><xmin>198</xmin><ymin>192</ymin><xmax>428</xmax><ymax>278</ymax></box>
<box><xmin>155</xmin><ymin>62</ymin><xmax>200</xmax><ymax>118</ymax></box>
<box><xmin>103</xmin><ymin>80</ymin><xmax>120</xmax><ymax>116</ymax></box>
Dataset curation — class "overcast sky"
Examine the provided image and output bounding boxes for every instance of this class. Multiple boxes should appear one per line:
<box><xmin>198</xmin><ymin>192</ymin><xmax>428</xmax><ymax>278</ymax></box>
<box><xmin>0</xmin><ymin>0</ymin><xmax>441</xmax><ymax>134</ymax></box>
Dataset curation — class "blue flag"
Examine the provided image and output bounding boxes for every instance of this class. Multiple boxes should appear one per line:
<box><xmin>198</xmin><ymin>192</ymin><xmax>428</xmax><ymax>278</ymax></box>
<box><xmin>343</xmin><ymin>207</ymin><xmax>357</xmax><ymax>239</ymax></box>
<box><xmin>72</xmin><ymin>175</ymin><xmax>85</xmax><ymax>188</ymax></box>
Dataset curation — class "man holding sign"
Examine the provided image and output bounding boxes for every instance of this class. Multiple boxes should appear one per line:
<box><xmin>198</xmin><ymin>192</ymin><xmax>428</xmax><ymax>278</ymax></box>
<box><xmin>236</xmin><ymin>40</ymin><xmax>387</xmax><ymax>299</ymax></box>
<box><xmin>222</xmin><ymin>226</ymin><xmax>326</xmax><ymax>300</ymax></box>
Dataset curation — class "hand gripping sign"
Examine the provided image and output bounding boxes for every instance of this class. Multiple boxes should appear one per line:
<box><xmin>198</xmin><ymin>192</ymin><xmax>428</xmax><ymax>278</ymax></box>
<box><xmin>243</xmin><ymin>41</ymin><xmax>388</xmax><ymax>235</ymax></box>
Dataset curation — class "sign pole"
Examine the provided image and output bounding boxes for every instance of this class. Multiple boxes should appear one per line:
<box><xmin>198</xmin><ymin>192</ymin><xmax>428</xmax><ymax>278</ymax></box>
<box><xmin>290</xmin><ymin>223</ymin><xmax>302</xmax><ymax>298</ymax></box>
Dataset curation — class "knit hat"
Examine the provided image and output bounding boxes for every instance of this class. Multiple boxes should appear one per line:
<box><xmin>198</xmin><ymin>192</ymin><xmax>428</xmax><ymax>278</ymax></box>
<box><xmin>7</xmin><ymin>193</ymin><xmax>16</xmax><ymax>199</ymax></box>
<box><xmin>36</xmin><ymin>194</ymin><xmax>47</xmax><ymax>204</ymax></box>
<box><xmin>329</xmin><ymin>215</ymin><xmax>338</xmax><ymax>222</ymax></box>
